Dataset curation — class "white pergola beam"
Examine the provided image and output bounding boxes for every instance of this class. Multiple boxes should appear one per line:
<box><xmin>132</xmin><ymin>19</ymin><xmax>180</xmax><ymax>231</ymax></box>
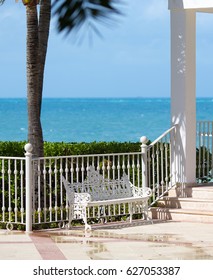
<box><xmin>169</xmin><ymin>0</ymin><xmax>213</xmax><ymax>10</ymax></box>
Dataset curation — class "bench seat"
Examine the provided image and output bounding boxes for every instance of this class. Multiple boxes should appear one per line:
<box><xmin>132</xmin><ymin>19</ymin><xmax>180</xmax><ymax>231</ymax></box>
<box><xmin>88</xmin><ymin>196</ymin><xmax>149</xmax><ymax>206</ymax></box>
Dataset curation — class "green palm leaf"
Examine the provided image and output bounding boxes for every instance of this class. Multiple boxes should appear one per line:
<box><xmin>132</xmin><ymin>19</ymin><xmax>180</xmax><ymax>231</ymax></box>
<box><xmin>52</xmin><ymin>0</ymin><xmax>124</xmax><ymax>35</ymax></box>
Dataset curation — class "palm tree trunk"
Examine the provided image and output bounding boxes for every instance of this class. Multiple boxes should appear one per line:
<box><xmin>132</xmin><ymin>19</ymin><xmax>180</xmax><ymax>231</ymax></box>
<box><xmin>38</xmin><ymin>0</ymin><xmax>51</xmax><ymax>117</ymax></box>
<box><xmin>26</xmin><ymin>5</ymin><xmax>43</xmax><ymax>158</ymax></box>
<box><xmin>26</xmin><ymin>2</ymin><xmax>51</xmax><ymax>208</ymax></box>
<box><xmin>26</xmin><ymin>1</ymin><xmax>51</xmax><ymax>158</ymax></box>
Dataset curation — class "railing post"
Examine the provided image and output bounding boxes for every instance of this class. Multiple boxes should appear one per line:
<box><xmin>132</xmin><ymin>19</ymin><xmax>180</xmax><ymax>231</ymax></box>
<box><xmin>25</xmin><ymin>143</ymin><xmax>33</xmax><ymax>232</ymax></box>
<box><xmin>140</xmin><ymin>136</ymin><xmax>148</xmax><ymax>191</ymax></box>
<box><xmin>171</xmin><ymin>125</ymin><xmax>177</xmax><ymax>188</ymax></box>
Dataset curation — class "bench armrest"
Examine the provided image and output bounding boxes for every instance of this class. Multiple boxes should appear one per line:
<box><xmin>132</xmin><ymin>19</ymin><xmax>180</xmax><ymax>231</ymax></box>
<box><xmin>62</xmin><ymin>176</ymin><xmax>91</xmax><ymax>205</ymax></box>
<box><xmin>74</xmin><ymin>192</ymin><xmax>91</xmax><ymax>205</ymax></box>
<box><xmin>130</xmin><ymin>182</ymin><xmax>152</xmax><ymax>197</ymax></box>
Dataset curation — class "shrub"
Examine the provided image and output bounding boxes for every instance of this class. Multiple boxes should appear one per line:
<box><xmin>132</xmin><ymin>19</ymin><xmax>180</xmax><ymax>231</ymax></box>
<box><xmin>0</xmin><ymin>141</ymin><xmax>141</xmax><ymax>157</ymax></box>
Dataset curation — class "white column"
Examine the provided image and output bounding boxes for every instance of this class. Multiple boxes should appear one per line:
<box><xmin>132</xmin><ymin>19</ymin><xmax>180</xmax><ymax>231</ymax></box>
<box><xmin>170</xmin><ymin>9</ymin><xmax>196</xmax><ymax>185</ymax></box>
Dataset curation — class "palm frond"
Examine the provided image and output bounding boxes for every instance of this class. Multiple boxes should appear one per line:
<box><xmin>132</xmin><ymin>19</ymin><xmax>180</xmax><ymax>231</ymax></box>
<box><xmin>52</xmin><ymin>0</ymin><xmax>124</xmax><ymax>36</ymax></box>
<box><xmin>0</xmin><ymin>0</ymin><xmax>5</xmax><ymax>5</ymax></box>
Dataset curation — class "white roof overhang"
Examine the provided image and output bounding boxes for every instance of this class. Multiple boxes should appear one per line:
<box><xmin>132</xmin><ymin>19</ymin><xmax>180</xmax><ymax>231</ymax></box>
<box><xmin>169</xmin><ymin>0</ymin><xmax>213</xmax><ymax>12</ymax></box>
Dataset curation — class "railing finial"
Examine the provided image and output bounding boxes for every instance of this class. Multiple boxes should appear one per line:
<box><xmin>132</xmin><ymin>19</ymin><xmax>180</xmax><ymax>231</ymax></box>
<box><xmin>140</xmin><ymin>136</ymin><xmax>148</xmax><ymax>145</ymax></box>
<box><xmin>24</xmin><ymin>143</ymin><xmax>33</xmax><ymax>154</ymax></box>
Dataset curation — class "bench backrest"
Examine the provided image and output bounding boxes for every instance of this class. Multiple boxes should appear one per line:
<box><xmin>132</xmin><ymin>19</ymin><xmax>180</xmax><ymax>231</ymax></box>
<box><xmin>63</xmin><ymin>167</ymin><xmax>133</xmax><ymax>201</ymax></box>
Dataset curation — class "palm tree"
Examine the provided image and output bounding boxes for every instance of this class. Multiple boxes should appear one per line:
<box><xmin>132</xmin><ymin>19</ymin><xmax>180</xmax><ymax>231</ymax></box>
<box><xmin>0</xmin><ymin>0</ymin><xmax>50</xmax><ymax>157</ymax></box>
<box><xmin>0</xmin><ymin>0</ymin><xmax>122</xmax><ymax>157</ymax></box>
<box><xmin>26</xmin><ymin>0</ymin><xmax>51</xmax><ymax>158</ymax></box>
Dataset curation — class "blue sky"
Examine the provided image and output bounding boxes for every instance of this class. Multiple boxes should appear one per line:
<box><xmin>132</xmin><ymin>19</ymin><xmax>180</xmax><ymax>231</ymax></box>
<box><xmin>1</xmin><ymin>0</ymin><xmax>213</xmax><ymax>98</ymax></box>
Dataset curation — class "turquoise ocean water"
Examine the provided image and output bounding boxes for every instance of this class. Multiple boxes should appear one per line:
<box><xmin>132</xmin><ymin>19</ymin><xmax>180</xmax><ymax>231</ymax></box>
<box><xmin>0</xmin><ymin>98</ymin><xmax>213</xmax><ymax>143</ymax></box>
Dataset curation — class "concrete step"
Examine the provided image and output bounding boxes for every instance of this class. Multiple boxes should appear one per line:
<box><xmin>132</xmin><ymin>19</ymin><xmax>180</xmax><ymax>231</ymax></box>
<box><xmin>157</xmin><ymin>197</ymin><xmax>213</xmax><ymax>211</ymax></box>
<box><xmin>151</xmin><ymin>185</ymin><xmax>213</xmax><ymax>223</ymax></box>
<box><xmin>191</xmin><ymin>187</ymin><xmax>213</xmax><ymax>199</ymax></box>
<box><xmin>184</xmin><ymin>185</ymin><xmax>213</xmax><ymax>199</ymax></box>
<box><xmin>150</xmin><ymin>207</ymin><xmax>213</xmax><ymax>223</ymax></box>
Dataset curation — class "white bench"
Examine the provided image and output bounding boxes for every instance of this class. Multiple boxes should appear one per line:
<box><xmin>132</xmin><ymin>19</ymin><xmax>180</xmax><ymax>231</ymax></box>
<box><xmin>62</xmin><ymin>167</ymin><xmax>152</xmax><ymax>230</ymax></box>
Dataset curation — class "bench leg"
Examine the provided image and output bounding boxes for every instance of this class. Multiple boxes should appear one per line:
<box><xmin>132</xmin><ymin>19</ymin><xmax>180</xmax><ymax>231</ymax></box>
<box><xmin>82</xmin><ymin>205</ymin><xmax>91</xmax><ymax>231</ymax></box>
<box><xmin>66</xmin><ymin>205</ymin><xmax>74</xmax><ymax>229</ymax></box>
<box><xmin>143</xmin><ymin>203</ymin><xmax>153</xmax><ymax>224</ymax></box>
<box><xmin>85</xmin><ymin>224</ymin><xmax>91</xmax><ymax>231</ymax></box>
<box><xmin>129</xmin><ymin>203</ymin><xmax>133</xmax><ymax>223</ymax></box>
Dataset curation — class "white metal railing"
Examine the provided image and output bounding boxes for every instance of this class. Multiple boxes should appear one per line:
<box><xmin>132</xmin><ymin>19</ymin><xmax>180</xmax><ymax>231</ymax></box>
<box><xmin>141</xmin><ymin>126</ymin><xmax>177</xmax><ymax>205</ymax></box>
<box><xmin>0</xmin><ymin>146</ymin><xmax>148</xmax><ymax>231</ymax></box>
<box><xmin>196</xmin><ymin>121</ymin><xmax>213</xmax><ymax>182</ymax></box>
<box><xmin>0</xmin><ymin>156</ymin><xmax>26</xmax><ymax>230</ymax></box>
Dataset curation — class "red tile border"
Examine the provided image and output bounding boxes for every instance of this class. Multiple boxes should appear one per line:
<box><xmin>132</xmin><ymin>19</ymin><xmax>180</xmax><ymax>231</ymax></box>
<box><xmin>29</xmin><ymin>234</ymin><xmax>66</xmax><ymax>260</ymax></box>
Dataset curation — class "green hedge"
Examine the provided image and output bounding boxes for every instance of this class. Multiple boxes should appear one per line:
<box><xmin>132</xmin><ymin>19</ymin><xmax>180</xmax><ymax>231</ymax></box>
<box><xmin>0</xmin><ymin>141</ymin><xmax>27</xmax><ymax>157</ymax></box>
<box><xmin>0</xmin><ymin>141</ymin><xmax>142</xmax><ymax>157</ymax></box>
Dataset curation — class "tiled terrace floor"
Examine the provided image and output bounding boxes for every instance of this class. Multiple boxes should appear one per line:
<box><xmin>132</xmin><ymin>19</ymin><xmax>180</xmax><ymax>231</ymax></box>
<box><xmin>0</xmin><ymin>220</ymin><xmax>213</xmax><ymax>260</ymax></box>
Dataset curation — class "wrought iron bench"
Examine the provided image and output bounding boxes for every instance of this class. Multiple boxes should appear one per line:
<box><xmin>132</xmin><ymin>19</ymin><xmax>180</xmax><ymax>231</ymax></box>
<box><xmin>62</xmin><ymin>167</ymin><xmax>152</xmax><ymax>230</ymax></box>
